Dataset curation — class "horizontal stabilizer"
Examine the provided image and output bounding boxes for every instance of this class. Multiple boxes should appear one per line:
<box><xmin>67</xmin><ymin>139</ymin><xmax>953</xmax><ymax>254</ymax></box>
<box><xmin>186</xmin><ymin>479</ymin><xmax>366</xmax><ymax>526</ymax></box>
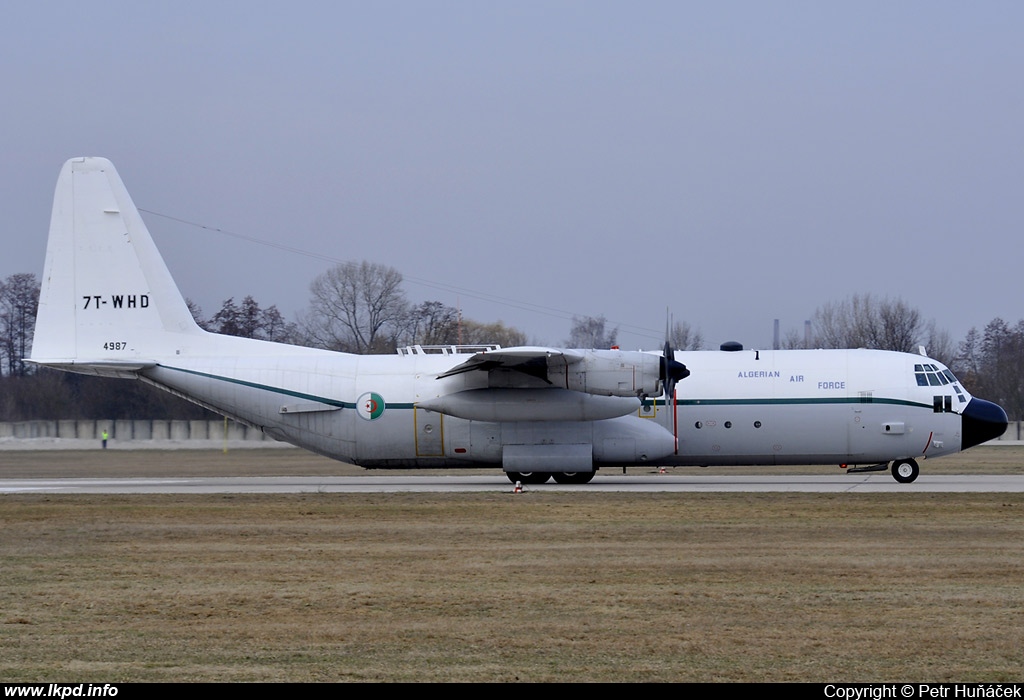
<box><xmin>27</xmin><ymin>359</ymin><xmax>157</xmax><ymax>379</ymax></box>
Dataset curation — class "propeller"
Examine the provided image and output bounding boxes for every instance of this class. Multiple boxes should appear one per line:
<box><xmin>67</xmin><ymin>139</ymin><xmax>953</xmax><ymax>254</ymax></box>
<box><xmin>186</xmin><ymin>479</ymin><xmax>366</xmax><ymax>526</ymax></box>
<box><xmin>660</xmin><ymin>339</ymin><xmax>690</xmax><ymax>400</ymax></box>
<box><xmin>661</xmin><ymin>312</ymin><xmax>689</xmax><ymax>456</ymax></box>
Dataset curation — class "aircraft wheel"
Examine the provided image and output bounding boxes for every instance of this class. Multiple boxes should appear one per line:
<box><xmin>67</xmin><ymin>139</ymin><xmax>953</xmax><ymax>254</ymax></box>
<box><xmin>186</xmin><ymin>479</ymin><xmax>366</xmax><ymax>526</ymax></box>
<box><xmin>506</xmin><ymin>472</ymin><xmax>551</xmax><ymax>484</ymax></box>
<box><xmin>891</xmin><ymin>459</ymin><xmax>919</xmax><ymax>484</ymax></box>
<box><xmin>552</xmin><ymin>471</ymin><xmax>596</xmax><ymax>484</ymax></box>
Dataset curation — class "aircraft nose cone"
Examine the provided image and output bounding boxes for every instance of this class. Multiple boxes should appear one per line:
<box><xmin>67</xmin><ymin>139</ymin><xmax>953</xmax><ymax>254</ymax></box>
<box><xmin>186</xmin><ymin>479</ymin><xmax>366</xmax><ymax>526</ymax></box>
<box><xmin>961</xmin><ymin>397</ymin><xmax>1009</xmax><ymax>450</ymax></box>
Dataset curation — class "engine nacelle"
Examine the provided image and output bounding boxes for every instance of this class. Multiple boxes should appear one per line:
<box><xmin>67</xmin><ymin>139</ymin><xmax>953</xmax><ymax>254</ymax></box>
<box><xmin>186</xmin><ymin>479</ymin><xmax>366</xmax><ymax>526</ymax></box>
<box><xmin>418</xmin><ymin>388</ymin><xmax>640</xmax><ymax>422</ymax></box>
<box><xmin>554</xmin><ymin>350</ymin><xmax>663</xmax><ymax>398</ymax></box>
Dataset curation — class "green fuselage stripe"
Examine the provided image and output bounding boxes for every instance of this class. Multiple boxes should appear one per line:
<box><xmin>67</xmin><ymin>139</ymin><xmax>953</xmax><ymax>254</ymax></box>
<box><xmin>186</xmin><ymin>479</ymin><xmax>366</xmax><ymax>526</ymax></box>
<box><xmin>670</xmin><ymin>397</ymin><xmax>931</xmax><ymax>409</ymax></box>
<box><xmin>156</xmin><ymin>365</ymin><xmax>930</xmax><ymax>415</ymax></box>
<box><xmin>157</xmin><ymin>364</ymin><xmax>360</xmax><ymax>408</ymax></box>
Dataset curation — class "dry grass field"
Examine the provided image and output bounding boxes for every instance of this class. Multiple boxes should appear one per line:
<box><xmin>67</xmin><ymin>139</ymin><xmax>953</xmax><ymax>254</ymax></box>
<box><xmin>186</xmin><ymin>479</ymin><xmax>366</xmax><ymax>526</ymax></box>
<box><xmin>1</xmin><ymin>446</ymin><xmax>1022</xmax><ymax>682</ymax></box>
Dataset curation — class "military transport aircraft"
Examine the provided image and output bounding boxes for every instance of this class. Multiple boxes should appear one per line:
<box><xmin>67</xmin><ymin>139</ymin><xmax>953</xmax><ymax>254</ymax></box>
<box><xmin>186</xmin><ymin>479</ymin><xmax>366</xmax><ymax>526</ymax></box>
<box><xmin>29</xmin><ymin>158</ymin><xmax>1009</xmax><ymax>484</ymax></box>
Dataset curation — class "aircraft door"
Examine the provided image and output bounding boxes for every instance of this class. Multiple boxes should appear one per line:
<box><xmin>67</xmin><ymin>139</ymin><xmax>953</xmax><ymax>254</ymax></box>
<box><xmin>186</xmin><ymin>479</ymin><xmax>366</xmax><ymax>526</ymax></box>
<box><xmin>414</xmin><ymin>407</ymin><xmax>444</xmax><ymax>457</ymax></box>
<box><xmin>848</xmin><ymin>403</ymin><xmax>868</xmax><ymax>457</ymax></box>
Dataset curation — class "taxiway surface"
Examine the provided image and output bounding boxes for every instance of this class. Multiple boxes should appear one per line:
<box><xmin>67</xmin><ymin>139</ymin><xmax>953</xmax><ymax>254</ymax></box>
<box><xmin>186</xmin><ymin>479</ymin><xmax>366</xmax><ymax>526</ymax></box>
<box><xmin>2</xmin><ymin>474</ymin><xmax>1023</xmax><ymax>494</ymax></box>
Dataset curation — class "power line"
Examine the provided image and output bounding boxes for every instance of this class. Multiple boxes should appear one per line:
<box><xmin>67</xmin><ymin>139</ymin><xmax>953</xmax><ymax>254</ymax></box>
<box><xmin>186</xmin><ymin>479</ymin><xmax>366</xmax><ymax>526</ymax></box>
<box><xmin>138</xmin><ymin>208</ymin><xmax>667</xmax><ymax>343</ymax></box>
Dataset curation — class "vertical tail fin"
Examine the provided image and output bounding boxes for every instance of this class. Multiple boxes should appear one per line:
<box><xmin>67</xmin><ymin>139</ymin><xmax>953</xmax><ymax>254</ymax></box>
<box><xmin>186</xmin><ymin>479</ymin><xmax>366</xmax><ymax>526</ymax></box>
<box><xmin>31</xmin><ymin>157</ymin><xmax>203</xmax><ymax>368</ymax></box>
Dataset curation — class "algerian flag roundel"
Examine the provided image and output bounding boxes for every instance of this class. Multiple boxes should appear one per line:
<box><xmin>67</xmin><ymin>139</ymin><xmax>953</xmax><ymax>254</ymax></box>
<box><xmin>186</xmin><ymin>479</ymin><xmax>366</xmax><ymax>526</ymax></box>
<box><xmin>357</xmin><ymin>392</ymin><xmax>386</xmax><ymax>421</ymax></box>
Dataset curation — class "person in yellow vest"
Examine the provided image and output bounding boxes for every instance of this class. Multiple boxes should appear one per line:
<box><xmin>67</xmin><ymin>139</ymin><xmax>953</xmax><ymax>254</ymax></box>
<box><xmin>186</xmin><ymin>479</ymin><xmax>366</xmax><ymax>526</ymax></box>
<box><xmin>101</xmin><ymin>429</ymin><xmax>108</xmax><ymax>449</ymax></box>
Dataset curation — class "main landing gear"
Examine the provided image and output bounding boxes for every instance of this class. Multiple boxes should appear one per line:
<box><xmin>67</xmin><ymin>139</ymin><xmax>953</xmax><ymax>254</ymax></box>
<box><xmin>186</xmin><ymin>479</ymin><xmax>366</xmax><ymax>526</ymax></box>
<box><xmin>505</xmin><ymin>471</ymin><xmax>596</xmax><ymax>485</ymax></box>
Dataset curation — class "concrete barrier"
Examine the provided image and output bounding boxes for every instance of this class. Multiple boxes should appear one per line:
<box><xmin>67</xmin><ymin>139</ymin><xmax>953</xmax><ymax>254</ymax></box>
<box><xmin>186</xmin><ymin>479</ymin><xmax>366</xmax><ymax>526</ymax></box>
<box><xmin>7</xmin><ymin>421</ymin><xmax>58</xmax><ymax>438</ymax></box>
<box><xmin>1006</xmin><ymin>420</ymin><xmax>1023</xmax><ymax>441</ymax></box>
<box><xmin>0</xmin><ymin>419</ymin><xmax>279</xmax><ymax>444</ymax></box>
<box><xmin>171</xmin><ymin>421</ymin><xmax>191</xmax><ymax>440</ymax></box>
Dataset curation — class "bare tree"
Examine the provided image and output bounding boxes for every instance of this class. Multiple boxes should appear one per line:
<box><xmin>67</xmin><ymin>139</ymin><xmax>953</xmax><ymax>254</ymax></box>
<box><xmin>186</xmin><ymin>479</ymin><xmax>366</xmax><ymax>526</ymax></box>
<box><xmin>0</xmin><ymin>273</ymin><xmax>40</xmax><ymax>376</ymax></box>
<box><xmin>567</xmin><ymin>315</ymin><xmax>618</xmax><ymax>349</ymax></box>
<box><xmin>810</xmin><ymin>294</ymin><xmax>925</xmax><ymax>352</ymax></box>
<box><xmin>303</xmin><ymin>261</ymin><xmax>409</xmax><ymax>354</ymax></box>
<box><xmin>460</xmin><ymin>319</ymin><xmax>528</xmax><ymax>347</ymax></box>
<box><xmin>922</xmin><ymin>319</ymin><xmax>955</xmax><ymax>367</ymax></box>
<box><xmin>669</xmin><ymin>320</ymin><xmax>704</xmax><ymax>351</ymax></box>
<box><xmin>0</xmin><ymin>369</ymin><xmax>217</xmax><ymax>421</ymax></box>
<box><xmin>877</xmin><ymin>297</ymin><xmax>922</xmax><ymax>352</ymax></box>
<box><xmin>780</xmin><ymin>327</ymin><xmax>807</xmax><ymax>349</ymax></box>
<box><xmin>970</xmin><ymin>318</ymin><xmax>1024</xmax><ymax>421</ymax></box>
<box><xmin>0</xmin><ymin>370</ymin><xmax>73</xmax><ymax>420</ymax></box>
<box><xmin>403</xmin><ymin>301</ymin><xmax>461</xmax><ymax>346</ymax></box>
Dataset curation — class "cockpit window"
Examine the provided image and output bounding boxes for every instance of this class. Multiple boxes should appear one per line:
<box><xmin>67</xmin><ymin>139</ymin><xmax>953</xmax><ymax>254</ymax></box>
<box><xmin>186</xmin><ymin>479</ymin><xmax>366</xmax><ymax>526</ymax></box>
<box><xmin>916</xmin><ymin>365</ymin><xmax>958</xmax><ymax>387</ymax></box>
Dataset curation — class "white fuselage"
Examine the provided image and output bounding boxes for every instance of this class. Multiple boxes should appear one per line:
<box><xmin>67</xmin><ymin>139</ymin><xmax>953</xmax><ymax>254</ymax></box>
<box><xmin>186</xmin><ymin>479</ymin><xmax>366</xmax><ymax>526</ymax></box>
<box><xmin>657</xmin><ymin>347</ymin><xmax>963</xmax><ymax>466</ymax></box>
<box><xmin>135</xmin><ymin>344</ymin><xmax>967</xmax><ymax>470</ymax></box>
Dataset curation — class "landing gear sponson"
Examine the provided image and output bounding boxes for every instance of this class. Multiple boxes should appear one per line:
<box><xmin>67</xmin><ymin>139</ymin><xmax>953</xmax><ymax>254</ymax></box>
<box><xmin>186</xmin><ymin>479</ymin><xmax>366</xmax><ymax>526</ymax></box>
<box><xmin>506</xmin><ymin>471</ymin><xmax>597</xmax><ymax>485</ymax></box>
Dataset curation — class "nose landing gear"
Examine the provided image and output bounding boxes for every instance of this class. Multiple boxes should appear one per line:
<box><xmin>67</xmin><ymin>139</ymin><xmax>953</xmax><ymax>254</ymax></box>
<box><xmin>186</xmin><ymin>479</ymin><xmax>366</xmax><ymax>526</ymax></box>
<box><xmin>891</xmin><ymin>458</ymin><xmax>920</xmax><ymax>483</ymax></box>
<box><xmin>846</xmin><ymin>458</ymin><xmax>921</xmax><ymax>483</ymax></box>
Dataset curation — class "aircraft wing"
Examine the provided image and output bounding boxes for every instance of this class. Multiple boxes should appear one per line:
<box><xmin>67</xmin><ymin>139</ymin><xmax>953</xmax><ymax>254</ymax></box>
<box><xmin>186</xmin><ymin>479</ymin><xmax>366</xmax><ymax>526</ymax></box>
<box><xmin>429</xmin><ymin>347</ymin><xmax>648</xmax><ymax>422</ymax></box>
<box><xmin>436</xmin><ymin>345</ymin><xmax>670</xmax><ymax>401</ymax></box>
<box><xmin>436</xmin><ymin>346</ymin><xmax>585</xmax><ymax>384</ymax></box>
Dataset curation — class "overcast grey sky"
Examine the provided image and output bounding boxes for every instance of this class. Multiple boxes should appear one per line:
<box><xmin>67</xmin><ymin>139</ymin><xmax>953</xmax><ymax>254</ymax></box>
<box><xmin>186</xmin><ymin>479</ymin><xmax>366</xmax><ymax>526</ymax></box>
<box><xmin>2</xmin><ymin>2</ymin><xmax>1021</xmax><ymax>350</ymax></box>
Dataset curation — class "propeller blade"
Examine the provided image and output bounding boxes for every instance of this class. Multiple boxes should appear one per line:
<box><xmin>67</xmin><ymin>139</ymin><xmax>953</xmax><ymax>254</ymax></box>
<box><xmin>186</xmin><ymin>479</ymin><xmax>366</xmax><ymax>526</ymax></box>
<box><xmin>660</xmin><ymin>340</ymin><xmax>689</xmax><ymax>398</ymax></box>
